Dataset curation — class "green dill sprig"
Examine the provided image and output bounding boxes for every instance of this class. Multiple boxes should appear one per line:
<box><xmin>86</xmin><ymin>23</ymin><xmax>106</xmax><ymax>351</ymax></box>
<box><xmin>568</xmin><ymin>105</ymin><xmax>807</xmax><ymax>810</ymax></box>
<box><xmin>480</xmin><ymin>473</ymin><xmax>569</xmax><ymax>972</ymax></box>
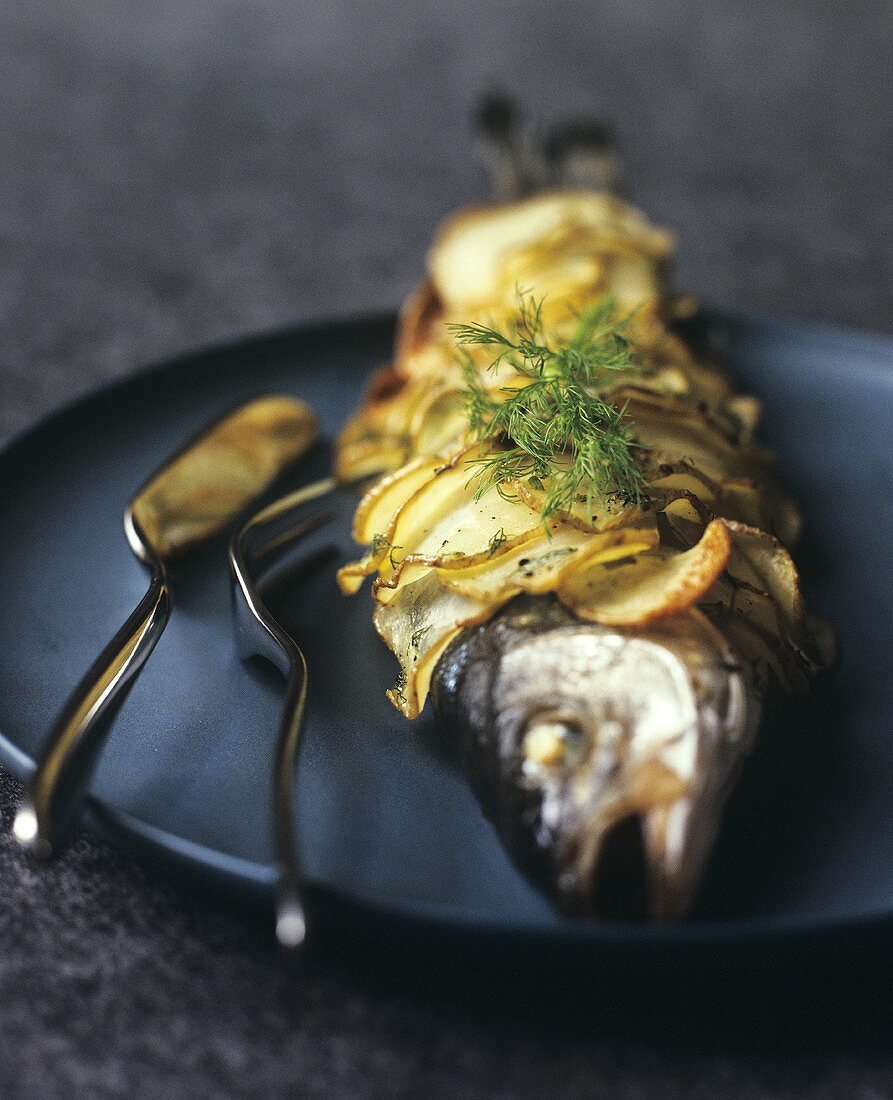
<box><xmin>368</xmin><ymin>533</ymin><xmax>404</xmax><ymax>569</ymax></box>
<box><xmin>448</xmin><ymin>292</ymin><xmax>648</xmax><ymax>521</ymax></box>
<box><xmin>487</xmin><ymin>527</ymin><xmax>508</xmax><ymax>558</ymax></box>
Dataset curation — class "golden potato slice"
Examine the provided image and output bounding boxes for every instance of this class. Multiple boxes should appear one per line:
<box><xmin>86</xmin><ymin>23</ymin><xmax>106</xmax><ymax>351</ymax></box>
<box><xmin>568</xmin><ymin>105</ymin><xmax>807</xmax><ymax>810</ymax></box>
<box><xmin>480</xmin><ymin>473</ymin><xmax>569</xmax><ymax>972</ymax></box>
<box><xmin>373</xmin><ymin>570</ymin><xmax>498</xmax><ymax>717</ymax></box>
<box><xmin>334</xmin><ymin>366</ymin><xmax>428</xmax><ymax>482</ymax></box>
<box><xmin>371</xmin><ymin>514</ymin><xmax>551</xmax><ymax>607</ymax></box>
<box><xmin>725</xmin><ymin>521</ymin><xmax>804</xmax><ymax>630</ymax></box>
<box><xmin>557</xmin><ymin>518</ymin><xmax>732</xmax><ymax>626</ymax></box>
<box><xmin>711</xmin><ymin>479</ymin><xmax>768</xmax><ymax>529</ymax></box>
<box><xmin>438</xmin><ymin>522</ymin><xmax>659</xmax><ymax>602</ymax></box>
<box><xmin>647</xmin><ymin>463</ymin><xmax>770</xmax><ymax>530</ymax></box>
<box><xmin>623</xmin><ymin>391</ymin><xmax>770</xmax><ymax>482</ymax></box>
<box><xmin>371</xmin><ymin>506</ymin><xmax>547</xmax><ymax>606</ymax></box>
<box><xmin>428</xmin><ymin>191</ymin><xmax>672</xmax><ymax>313</ymax></box>
<box><xmin>334</xmin><ymin>426</ymin><xmax>407</xmax><ymax>484</ymax></box>
<box><xmin>337</xmin><ymin>454</ymin><xmax>447</xmax><ymax>595</ymax></box>
<box><xmin>508</xmin><ymin>474</ymin><xmax>646</xmax><ymax>533</ymax></box>
<box><xmin>718</xmin><ymin>520</ymin><xmax>826</xmax><ymax>672</ymax></box>
<box><xmin>394</xmin><ymin>280</ymin><xmax>444</xmax><ymax>363</ymax></box>
<box><xmin>375</xmin><ymin>446</ymin><xmax>544</xmax><ymax>585</ymax></box>
<box><xmin>408</xmin><ymin>387</ymin><xmax>470</xmax><ymax>457</ymax></box>
<box><xmin>352</xmin><ymin>453</ymin><xmax>447</xmax><ymax>544</ymax></box>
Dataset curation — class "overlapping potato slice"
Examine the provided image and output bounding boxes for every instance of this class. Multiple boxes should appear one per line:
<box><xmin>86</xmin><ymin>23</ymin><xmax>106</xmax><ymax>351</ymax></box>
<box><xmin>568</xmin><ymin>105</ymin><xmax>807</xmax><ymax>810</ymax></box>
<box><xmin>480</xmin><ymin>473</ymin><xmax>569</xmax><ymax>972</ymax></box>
<box><xmin>394</xmin><ymin>280</ymin><xmax>443</xmax><ymax>363</ymax></box>
<box><xmin>428</xmin><ymin>191</ymin><xmax>672</xmax><ymax>315</ymax></box>
<box><xmin>702</xmin><ymin>520</ymin><xmax>831</xmax><ymax>686</ymax></box>
<box><xmin>337</xmin><ymin>453</ymin><xmax>447</xmax><ymax>594</ymax></box>
<box><xmin>371</xmin><ymin>518</ymin><xmax>546</xmax><ymax>606</ymax></box>
<box><xmin>726</xmin><ymin>522</ymin><xmax>805</xmax><ymax>633</ymax></box>
<box><xmin>373</xmin><ymin>448</ymin><xmax>541</xmax><ymax>577</ymax></box>
<box><xmin>438</xmin><ymin>522</ymin><xmax>659</xmax><ymax>602</ymax></box>
<box><xmin>719</xmin><ymin>615</ymin><xmax>810</xmax><ymax>694</ymax></box>
<box><xmin>335</xmin><ymin>190</ymin><xmax>831</xmax><ymax>716</ymax></box>
<box><xmin>372</xmin><ymin>570</ymin><xmax>498</xmax><ymax>718</ymax></box>
<box><xmin>508</xmin><ymin>474</ymin><xmax>647</xmax><ymax>532</ymax></box>
<box><xmin>335</xmin><ymin>372</ymin><xmax>418</xmax><ymax>482</ymax></box>
<box><xmin>341</xmin><ymin>445</ymin><xmax>547</xmax><ymax>600</ymax></box>
<box><xmin>352</xmin><ymin>453</ymin><xmax>447</xmax><ymax>543</ymax></box>
<box><xmin>335</xmin><ymin>424</ymin><xmax>407</xmax><ymax>482</ymax></box>
<box><xmin>647</xmin><ymin>462</ymin><xmax>770</xmax><ymax>530</ymax></box>
<box><xmin>407</xmin><ymin>387</ymin><xmax>470</xmax><ymax>457</ymax></box>
<box><xmin>556</xmin><ymin>519</ymin><xmax>732</xmax><ymax>627</ymax></box>
<box><xmin>623</xmin><ymin>390</ymin><xmax>770</xmax><ymax>482</ymax></box>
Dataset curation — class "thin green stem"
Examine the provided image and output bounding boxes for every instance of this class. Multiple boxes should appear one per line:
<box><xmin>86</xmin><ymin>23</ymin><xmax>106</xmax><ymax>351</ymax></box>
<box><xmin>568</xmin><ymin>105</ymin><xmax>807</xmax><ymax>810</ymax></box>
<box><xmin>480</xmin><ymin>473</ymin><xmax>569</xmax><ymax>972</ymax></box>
<box><xmin>449</xmin><ymin>292</ymin><xmax>648</xmax><ymax>521</ymax></box>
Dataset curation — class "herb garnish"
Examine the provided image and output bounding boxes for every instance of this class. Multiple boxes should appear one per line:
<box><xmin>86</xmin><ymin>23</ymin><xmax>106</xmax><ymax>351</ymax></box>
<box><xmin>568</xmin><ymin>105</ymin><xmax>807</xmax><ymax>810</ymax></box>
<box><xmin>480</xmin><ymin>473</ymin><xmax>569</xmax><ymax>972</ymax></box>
<box><xmin>392</xmin><ymin>668</ymin><xmax>408</xmax><ymax>707</ymax></box>
<box><xmin>369</xmin><ymin>533</ymin><xmax>404</xmax><ymax>569</ymax></box>
<box><xmin>449</xmin><ymin>293</ymin><xmax>648</xmax><ymax>522</ymax></box>
<box><xmin>487</xmin><ymin>527</ymin><xmax>508</xmax><ymax>558</ymax></box>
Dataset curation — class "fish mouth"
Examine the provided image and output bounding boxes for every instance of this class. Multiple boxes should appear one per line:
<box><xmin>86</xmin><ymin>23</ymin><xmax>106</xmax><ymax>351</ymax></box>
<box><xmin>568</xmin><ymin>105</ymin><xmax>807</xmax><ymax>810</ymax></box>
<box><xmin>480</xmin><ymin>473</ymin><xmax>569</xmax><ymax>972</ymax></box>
<box><xmin>580</xmin><ymin>814</ymin><xmax>708</xmax><ymax>924</ymax></box>
<box><xmin>564</xmin><ymin>795</ymin><xmax>717</xmax><ymax>921</ymax></box>
<box><xmin>574</xmin><ymin>802</ymin><xmax>718</xmax><ymax>921</ymax></box>
<box><xmin>587</xmin><ymin>812</ymin><xmax>650</xmax><ymax>920</ymax></box>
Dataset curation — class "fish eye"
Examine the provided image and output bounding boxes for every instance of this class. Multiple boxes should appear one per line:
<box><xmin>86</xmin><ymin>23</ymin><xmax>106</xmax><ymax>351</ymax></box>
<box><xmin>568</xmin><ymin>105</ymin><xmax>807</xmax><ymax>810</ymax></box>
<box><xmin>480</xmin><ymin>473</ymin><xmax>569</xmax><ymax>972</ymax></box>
<box><xmin>521</xmin><ymin>712</ymin><xmax>584</xmax><ymax>769</ymax></box>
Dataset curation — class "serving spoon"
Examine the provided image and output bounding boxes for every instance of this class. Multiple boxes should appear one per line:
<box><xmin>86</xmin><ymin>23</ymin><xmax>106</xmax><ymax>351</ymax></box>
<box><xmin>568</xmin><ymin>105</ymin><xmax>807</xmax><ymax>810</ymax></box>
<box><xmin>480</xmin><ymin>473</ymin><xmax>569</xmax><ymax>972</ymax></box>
<box><xmin>13</xmin><ymin>395</ymin><xmax>319</xmax><ymax>858</ymax></box>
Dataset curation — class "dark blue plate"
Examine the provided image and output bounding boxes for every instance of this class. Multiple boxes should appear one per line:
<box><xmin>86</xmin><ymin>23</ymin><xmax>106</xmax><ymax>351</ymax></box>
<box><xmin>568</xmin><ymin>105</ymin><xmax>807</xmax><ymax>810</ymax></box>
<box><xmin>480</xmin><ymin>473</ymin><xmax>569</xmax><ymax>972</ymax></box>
<box><xmin>1</xmin><ymin>311</ymin><xmax>891</xmax><ymax>969</ymax></box>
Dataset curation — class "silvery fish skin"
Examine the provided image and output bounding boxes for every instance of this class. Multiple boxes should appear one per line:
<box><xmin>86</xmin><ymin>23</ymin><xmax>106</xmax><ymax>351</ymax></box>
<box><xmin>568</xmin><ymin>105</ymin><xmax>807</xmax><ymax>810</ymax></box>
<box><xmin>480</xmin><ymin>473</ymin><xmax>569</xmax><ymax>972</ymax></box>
<box><xmin>432</xmin><ymin>595</ymin><xmax>764</xmax><ymax>919</ymax></box>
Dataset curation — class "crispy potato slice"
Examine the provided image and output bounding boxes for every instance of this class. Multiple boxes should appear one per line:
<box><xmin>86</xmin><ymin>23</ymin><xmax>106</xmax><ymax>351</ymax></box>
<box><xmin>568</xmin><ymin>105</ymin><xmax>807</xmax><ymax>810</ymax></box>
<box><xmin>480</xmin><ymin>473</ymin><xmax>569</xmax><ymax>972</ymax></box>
<box><xmin>428</xmin><ymin>191</ymin><xmax>672</xmax><ymax>313</ymax></box>
<box><xmin>408</xmin><ymin>387</ymin><xmax>470</xmax><ymax>457</ymax></box>
<box><xmin>335</xmin><ymin>363</ymin><xmax>471</xmax><ymax>481</ymax></box>
<box><xmin>725</xmin><ymin>521</ymin><xmax>804</xmax><ymax>631</ymax></box>
<box><xmin>712</xmin><ymin>520</ymin><xmax>827</xmax><ymax>672</ymax></box>
<box><xmin>557</xmin><ymin>518</ymin><xmax>732</xmax><ymax>627</ymax></box>
<box><xmin>334</xmin><ymin>365</ymin><xmax>425</xmax><ymax>481</ymax></box>
<box><xmin>508</xmin><ymin>475</ymin><xmax>646</xmax><ymax>532</ymax></box>
<box><xmin>371</xmin><ymin>510</ymin><xmax>548</xmax><ymax>607</ymax></box>
<box><xmin>438</xmin><ymin>522</ymin><xmax>659</xmax><ymax>602</ymax></box>
<box><xmin>690</xmin><ymin>476</ymin><xmax>799</xmax><ymax>546</ymax></box>
<box><xmin>372</xmin><ymin>521</ymin><xmax>549</xmax><ymax>607</ymax></box>
<box><xmin>711</xmin><ymin>479</ymin><xmax>768</xmax><ymax>529</ymax></box>
<box><xmin>394</xmin><ymin>280</ymin><xmax>444</xmax><ymax>363</ymax></box>
<box><xmin>352</xmin><ymin>453</ymin><xmax>447</xmax><ymax>544</ymax></box>
<box><xmin>337</xmin><ymin>454</ymin><xmax>447</xmax><ymax>595</ymax></box>
<box><xmin>373</xmin><ymin>570</ymin><xmax>498</xmax><ymax>717</ymax></box>
<box><xmin>375</xmin><ymin>447</ymin><xmax>543</xmax><ymax>585</ymax></box>
<box><xmin>624</xmin><ymin>391</ymin><xmax>770</xmax><ymax>482</ymax></box>
<box><xmin>342</xmin><ymin>445</ymin><xmax>548</xmax><ymax>598</ymax></box>
<box><xmin>647</xmin><ymin>463</ymin><xmax>770</xmax><ymax>530</ymax></box>
<box><xmin>716</xmin><ymin>613</ymin><xmax>810</xmax><ymax>694</ymax></box>
<box><xmin>335</xmin><ymin>428</ymin><xmax>407</xmax><ymax>483</ymax></box>
<box><xmin>337</xmin><ymin>545</ymin><xmax>396</xmax><ymax>597</ymax></box>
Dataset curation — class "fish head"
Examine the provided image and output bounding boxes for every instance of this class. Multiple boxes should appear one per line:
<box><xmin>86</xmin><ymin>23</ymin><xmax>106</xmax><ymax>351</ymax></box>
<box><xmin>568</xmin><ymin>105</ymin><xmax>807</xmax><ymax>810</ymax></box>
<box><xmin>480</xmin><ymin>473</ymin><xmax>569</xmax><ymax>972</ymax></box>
<box><xmin>436</xmin><ymin>597</ymin><xmax>761</xmax><ymax>919</ymax></box>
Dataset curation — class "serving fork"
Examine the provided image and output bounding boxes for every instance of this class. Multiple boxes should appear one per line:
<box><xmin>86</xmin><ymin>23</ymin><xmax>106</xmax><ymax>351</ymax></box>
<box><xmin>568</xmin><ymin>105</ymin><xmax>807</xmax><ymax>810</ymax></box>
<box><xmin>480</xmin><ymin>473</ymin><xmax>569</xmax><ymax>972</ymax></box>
<box><xmin>14</xmin><ymin>396</ymin><xmax>319</xmax><ymax>859</ymax></box>
<box><xmin>229</xmin><ymin>476</ymin><xmax>338</xmax><ymax>948</ymax></box>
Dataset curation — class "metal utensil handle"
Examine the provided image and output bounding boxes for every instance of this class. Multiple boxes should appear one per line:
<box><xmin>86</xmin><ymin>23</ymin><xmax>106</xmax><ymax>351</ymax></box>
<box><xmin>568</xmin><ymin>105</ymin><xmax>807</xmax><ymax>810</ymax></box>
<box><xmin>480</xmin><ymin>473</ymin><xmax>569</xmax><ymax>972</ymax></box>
<box><xmin>273</xmin><ymin>653</ymin><xmax>310</xmax><ymax>948</ymax></box>
<box><xmin>14</xmin><ymin>559</ymin><xmax>171</xmax><ymax>857</ymax></box>
<box><xmin>228</xmin><ymin>476</ymin><xmax>337</xmax><ymax>948</ymax></box>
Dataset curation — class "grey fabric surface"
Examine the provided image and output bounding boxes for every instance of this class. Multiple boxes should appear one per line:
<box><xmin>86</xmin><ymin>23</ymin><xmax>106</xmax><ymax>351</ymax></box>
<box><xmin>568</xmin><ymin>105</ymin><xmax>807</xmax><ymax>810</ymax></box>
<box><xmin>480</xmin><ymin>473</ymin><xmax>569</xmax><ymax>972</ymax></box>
<box><xmin>1</xmin><ymin>3</ymin><xmax>891</xmax><ymax>1097</ymax></box>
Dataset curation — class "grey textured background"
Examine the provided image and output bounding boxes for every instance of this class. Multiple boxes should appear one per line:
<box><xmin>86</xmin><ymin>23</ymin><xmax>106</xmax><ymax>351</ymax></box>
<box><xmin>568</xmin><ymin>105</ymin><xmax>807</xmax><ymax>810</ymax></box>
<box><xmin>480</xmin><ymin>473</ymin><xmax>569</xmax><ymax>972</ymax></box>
<box><xmin>1</xmin><ymin>3</ymin><xmax>891</xmax><ymax>1097</ymax></box>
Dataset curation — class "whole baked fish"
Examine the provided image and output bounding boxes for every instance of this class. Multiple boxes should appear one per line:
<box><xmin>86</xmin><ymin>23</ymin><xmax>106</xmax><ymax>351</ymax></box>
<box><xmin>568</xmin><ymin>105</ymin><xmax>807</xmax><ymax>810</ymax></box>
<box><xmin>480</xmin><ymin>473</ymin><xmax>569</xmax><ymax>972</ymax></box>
<box><xmin>335</xmin><ymin>117</ymin><xmax>831</xmax><ymax>919</ymax></box>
